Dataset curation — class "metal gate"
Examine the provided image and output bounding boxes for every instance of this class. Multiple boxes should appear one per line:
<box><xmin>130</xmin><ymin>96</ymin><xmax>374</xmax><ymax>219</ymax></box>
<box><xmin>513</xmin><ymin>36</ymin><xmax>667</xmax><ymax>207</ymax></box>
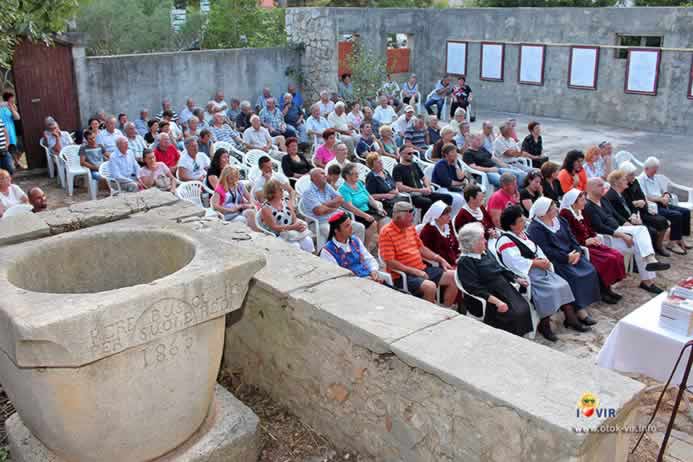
<box><xmin>12</xmin><ymin>39</ymin><xmax>80</xmax><ymax>169</ymax></box>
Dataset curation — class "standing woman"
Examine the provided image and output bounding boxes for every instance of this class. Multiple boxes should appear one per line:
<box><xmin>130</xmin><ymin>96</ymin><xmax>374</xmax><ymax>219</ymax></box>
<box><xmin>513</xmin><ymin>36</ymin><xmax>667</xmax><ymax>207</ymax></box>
<box><xmin>496</xmin><ymin>206</ymin><xmax>576</xmax><ymax>342</ymax></box>
<box><xmin>450</xmin><ymin>76</ymin><xmax>472</xmax><ymax>120</ymax></box>
<box><xmin>559</xmin><ymin>189</ymin><xmax>625</xmax><ymax>303</ymax></box>
<box><xmin>527</xmin><ymin>197</ymin><xmax>600</xmax><ymax>329</ymax></box>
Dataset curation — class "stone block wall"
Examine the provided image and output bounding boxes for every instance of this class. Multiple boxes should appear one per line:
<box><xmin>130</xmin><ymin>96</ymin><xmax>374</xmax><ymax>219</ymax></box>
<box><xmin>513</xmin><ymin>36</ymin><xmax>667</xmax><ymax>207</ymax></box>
<box><xmin>286</xmin><ymin>7</ymin><xmax>693</xmax><ymax>135</ymax></box>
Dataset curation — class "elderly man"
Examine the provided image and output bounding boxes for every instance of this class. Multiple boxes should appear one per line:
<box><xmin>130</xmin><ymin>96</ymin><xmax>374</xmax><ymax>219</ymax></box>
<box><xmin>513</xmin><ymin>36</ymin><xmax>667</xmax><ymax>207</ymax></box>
<box><xmin>317</xmin><ymin>90</ymin><xmax>335</xmax><ymax>117</ymax></box>
<box><xmin>393</xmin><ymin>105</ymin><xmax>416</xmax><ymax>138</ymax></box>
<box><xmin>209</xmin><ymin>113</ymin><xmax>243</xmax><ymax>148</ymax></box>
<box><xmin>584</xmin><ymin>177</ymin><xmax>669</xmax><ymax>294</ymax></box>
<box><xmin>302</xmin><ymin>168</ymin><xmax>365</xmax><ymax>242</ymax></box>
<box><xmin>256</xmin><ymin>87</ymin><xmax>272</xmax><ymax>113</ymax></box>
<box><xmin>424</xmin><ymin>75</ymin><xmax>452</xmax><ymax>120</ymax></box>
<box><xmin>493</xmin><ymin>123</ymin><xmax>539</xmax><ymax>171</ymax></box>
<box><xmin>463</xmin><ymin>134</ymin><xmax>526</xmax><ymax>188</ymax></box>
<box><xmin>319</xmin><ymin>211</ymin><xmax>382</xmax><ymax>281</ymax></box>
<box><xmin>281</xmin><ymin>93</ymin><xmax>307</xmax><ymax>143</ymax></box>
<box><xmin>44</xmin><ymin>117</ymin><xmax>74</xmax><ymax>159</ymax></box>
<box><xmin>404</xmin><ymin>116</ymin><xmax>427</xmax><ymax>154</ymax></box>
<box><xmin>252</xmin><ymin>155</ymin><xmax>293</xmax><ymax>202</ymax></box>
<box><xmin>481</xmin><ymin>121</ymin><xmax>495</xmax><ymax>153</ymax></box>
<box><xmin>486</xmin><ymin>172</ymin><xmax>520</xmax><ymax>227</ymax></box>
<box><xmin>305</xmin><ymin>104</ymin><xmax>330</xmax><ymax>144</ymax></box>
<box><xmin>325</xmin><ymin>143</ymin><xmax>350</xmax><ymax>171</ymax></box>
<box><xmin>260</xmin><ymin>97</ymin><xmax>296</xmax><ymax>140</ymax></box>
<box><xmin>185</xmin><ymin>116</ymin><xmax>201</xmax><ymax>138</ymax></box>
<box><xmin>134</xmin><ymin>109</ymin><xmax>149</xmax><ymax>136</ymax></box>
<box><xmin>178</xmin><ymin>136</ymin><xmax>210</xmax><ymax>182</ymax></box>
<box><xmin>379</xmin><ymin>201</ymin><xmax>459</xmax><ymax>306</ymax></box>
<box><xmin>124</xmin><ymin>122</ymin><xmax>146</xmax><ymax>162</ymax></box>
<box><xmin>28</xmin><ymin>187</ymin><xmax>47</xmax><ymax>212</ymax></box>
<box><xmin>638</xmin><ymin>156</ymin><xmax>692</xmax><ymax>254</ymax></box>
<box><xmin>281</xmin><ymin>83</ymin><xmax>304</xmax><ymax>109</ymax></box>
<box><xmin>156</xmin><ymin>98</ymin><xmax>178</xmax><ymax>121</ymax></box>
<box><xmin>393</xmin><ymin>144</ymin><xmax>452</xmax><ymax>215</ymax></box>
<box><xmin>109</xmin><ymin>137</ymin><xmax>140</xmax><ymax>192</ymax></box>
<box><xmin>153</xmin><ymin>133</ymin><xmax>180</xmax><ymax>170</ymax></box>
<box><xmin>373</xmin><ymin>95</ymin><xmax>397</xmax><ymax>126</ymax></box>
<box><xmin>327</xmin><ymin>101</ymin><xmax>356</xmax><ymax>154</ymax></box>
<box><xmin>179</xmin><ymin>98</ymin><xmax>196</xmax><ymax>126</ymax></box>
<box><xmin>96</xmin><ymin>116</ymin><xmax>123</xmax><ymax>156</ymax></box>
<box><xmin>208</xmin><ymin>90</ymin><xmax>228</xmax><ymax>118</ymax></box>
<box><xmin>235</xmin><ymin>100</ymin><xmax>253</xmax><ymax>132</ymax></box>
<box><xmin>243</xmin><ymin>115</ymin><xmax>277</xmax><ymax>152</ymax></box>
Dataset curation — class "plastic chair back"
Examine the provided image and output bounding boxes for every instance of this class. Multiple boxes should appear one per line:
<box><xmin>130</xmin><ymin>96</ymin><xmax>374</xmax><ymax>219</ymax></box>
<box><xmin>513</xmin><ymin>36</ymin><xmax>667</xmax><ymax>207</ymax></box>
<box><xmin>176</xmin><ymin>181</ymin><xmax>205</xmax><ymax>208</ymax></box>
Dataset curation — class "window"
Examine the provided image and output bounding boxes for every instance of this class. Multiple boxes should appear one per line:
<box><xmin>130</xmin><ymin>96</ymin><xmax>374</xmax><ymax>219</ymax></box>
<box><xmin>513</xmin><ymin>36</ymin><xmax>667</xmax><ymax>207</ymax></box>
<box><xmin>387</xmin><ymin>33</ymin><xmax>411</xmax><ymax>74</ymax></box>
<box><xmin>615</xmin><ymin>35</ymin><xmax>662</xmax><ymax>59</ymax></box>
<box><xmin>387</xmin><ymin>33</ymin><xmax>408</xmax><ymax>49</ymax></box>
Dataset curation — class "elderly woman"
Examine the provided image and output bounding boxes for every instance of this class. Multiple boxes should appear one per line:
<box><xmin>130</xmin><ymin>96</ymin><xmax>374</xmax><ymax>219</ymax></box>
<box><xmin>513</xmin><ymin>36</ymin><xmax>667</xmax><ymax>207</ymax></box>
<box><xmin>378</xmin><ymin>125</ymin><xmax>398</xmax><ymax>159</ymax></box>
<box><xmin>447</xmin><ymin>107</ymin><xmax>467</xmax><ymax>137</ymax></box>
<box><xmin>365</xmin><ymin>152</ymin><xmax>404</xmax><ymax>215</ymax></box>
<box><xmin>206</xmin><ymin>148</ymin><xmax>230</xmax><ymax>190</ymax></box>
<box><xmin>454</xmin><ymin>121</ymin><xmax>471</xmax><ymax>152</ymax></box>
<box><xmin>212</xmin><ymin>166</ymin><xmax>256</xmax><ymax>225</ymax></box>
<box><xmin>339</xmin><ymin>162</ymin><xmax>389</xmax><ymax>252</ymax></box>
<box><xmin>313</xmin><ymin>128</ymin><xmax>338</xmax><ymax>168</ymax></box>
<box><xmin>138</xmin><ymin>149</ymin><xmax>176</xmax><ymax>193</ymax></box>
<box><xmin>431</xmin><ymin>126</ymin><xmax>456</xmax><ymax>160</ymax></box>
<box><xmin>259</xmin><ymin>178</ymin><xmax>314</xmax><ymax>253</ymax></box>
<box><xmin>456</xmin><ymin>222</ymin><xmax>533</xmax><ymax>337</ymax></box>
<box><xmin>583</xmin><ymin>145</ymin><xmax>610</xmax><ymax>180</ymax></box>
<box><xmin>557</xmin><ymin>150</ymin><xmax>587</xmax><ymax>193</ymax></box>
<box><xmin>0</xmin><ymin>169</ymin><xmax>29</xmax><ymax>217</ymax></box>
<box><xmin>401</xmin><ymin>74</ymin><xmax>419</xmax><ymax>106</ymax></box>
<box><xmin>425</xmin><ymin>115</ymin><xmax>441</xmax><ymax>146</ymax></box>
<box><xmin>559</xmin><ymin>189</ymin><xmax>625</xmax><ymax>303</ymax></box>
<box><xmin>454</xmin><ymin>184</ymin><xmax>496</xmax><ymax>239</ymax></box>
<box><xmin>419</xmin><ymin>201</ymin><xmax>459</xmax><ymax>266</ymax></box>
<box><xmin>496</xmin><ymin>206</ymin><xmax>576</xmax><ymax>341</ymax></box>
<box><xmin>527</xmin><ymin>197</ymin><xmax>600</xmax><ymax>328</ymax></box>
<box><xmin>281</xmin><ymin>137</ymin><xmax>311</xmax><ymax>181</ymax></box>
<box><xmin>519</xmin><ymin>170</ymin><xmax>543</xmax><ymax>217</ymax></box>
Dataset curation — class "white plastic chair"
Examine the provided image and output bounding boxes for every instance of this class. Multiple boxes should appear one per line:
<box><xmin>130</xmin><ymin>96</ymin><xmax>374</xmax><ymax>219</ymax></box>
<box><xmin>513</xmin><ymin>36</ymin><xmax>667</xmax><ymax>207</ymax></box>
<box><xmin>177</xmin><ymin>181</ymin><xmax>221</xmax><ymax>218</ymax></box>
<box><xmin>400</xmin><ymin>89</ymin><xmax>423</xmax><ymax>114</ymax></box>
<box><xmin>458</xmin><ymin>159</ymin><xmax>492</xmax><ymax>194</ymax></box>
<box><xmin>39</xmin><ymin>138</ymin><xmax>57</xmax><ymax>180</ymax></box>
<box><xmin>213</xmin><ymin>141</ymin><xmax>246</xmax><ymax>165</ymax></box>
<box><xmin>294</xmin><ymin>175</ymin><xmax>312</xmax><ymax>197</ymax></box>
<box><xmin>353</xmin><ymin>162</ymin><xmax>371</xmax><ymax>183</ymax></box>
<box><xmin>598</xmin><ymin>234</ymin><xmax>634</xmax><ymax>273</ymax></box>
<box><xmin>614</xmin><ymin>151</ymin><xmax>644</xmax><ymax>169</ymax></box>
<box><xmin>60</xmin><ymin>145</ymin><xmax>96</xmax><ymax>200</ymax></box>
<box><xmin>98</xmin><ymin>161</ymin><xmax>121</xmax><ymax>196</ymax></box>
<box><xmin>245</xmin><ymin>149</ymin><xmax>281</xmax><ymax>172</ymax></box>
<box><xmin>454</xmin><ymin>269</ymin><xmax>486</xmax><ymax>321</ymax></box>
<box><xmin>2</xmin><ymin>204</ymin><xmax>33</xmax><ymax>218</ymax></box>
<box><xmin>380</xmin><ymin>156</ymin><xmax>397</xmax><ymax>176</ymax></box>
<box><xmin>424</xmin><ymin>145</ymin><xmax>434</xmax><ymax>162</ymax></box>
<box><xmin>298</xmin><ymin>196</ymin><xmax>325</xmax><ymax>250</ymax></box>
<box><xmin>654</xmin><ymin>174</ymin><xmax>693</xmax><ymax>211</ymax></box>
<box><xmin>254</xmin><ymin>208</ymin><xmax>275</xmax><ymax>237</ymax></box>
<box><xmin>423</xmin><ymin>164</ymin><xmax>443</xmax><ymax>191</ymax></box>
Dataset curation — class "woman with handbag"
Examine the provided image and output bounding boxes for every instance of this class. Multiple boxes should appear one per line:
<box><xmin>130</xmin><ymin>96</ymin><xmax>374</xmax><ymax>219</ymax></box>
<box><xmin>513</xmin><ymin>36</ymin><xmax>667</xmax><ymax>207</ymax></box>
<box><xmin>259</xmin><ymin>178</ymin><xmax>314</xmax><ymax>253</ymax></box>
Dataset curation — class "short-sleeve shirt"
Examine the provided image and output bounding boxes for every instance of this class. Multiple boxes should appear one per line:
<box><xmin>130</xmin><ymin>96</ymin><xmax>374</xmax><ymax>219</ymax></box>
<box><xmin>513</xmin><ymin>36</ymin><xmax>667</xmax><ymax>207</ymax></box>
<box><xmin>487</xmin><ymin>188</ymin><xmax>519</xmax><ymax>212</ymax></box>
<box><xmin>243</xmin><ymin>126</ymin><xmax>272</xmax><ymax>148</ymax></box>
<box><xmin>373</xmin><ymin>105</ymin><xmax>397</xmax><ymax>125</ymax></box>
<box><xmin>79</xmin><ymin>144</ymin><xmax>106</xmax><ymax>168</ymax></box>
<box><xmin>96</xmin><ymin>129</ymin><xmax>123</xmax><ymax>154</ymax></box>
<box><xmin>260</xmin><ymin>107</ymin><xmax>285</xmax><ymax>131</ymax></box>
<box><xmin>393</xmin><ymin>163</ymin><xmax>424</xmax><ymax>189</ymax></box>
<box><xmin>127</xmin><ymin>135</ymin><xmax>147</xmax><ymax>161</ymax></box>
<box><xmin>521</xmin><ymin>135</ymin><xmax>543</xmax><ymax>157</ymax></box>
<box><xmin>46</xmin><ymin>131</ymin><xmax>73</xmax><ymax>155</ymax></box>
<box><xmin>430</xmin><ymin>81</ymin><xmax>450</xmax><ymax>101</ymax></box>
<box><xmin>493</xmin><ymin>136</ymin><xmax>520</xmax><ymax>160</ymax></box>
<box><xmin>379</xmin><ymin>222</ymin><xmax>426</xmax><ymax>279</ymax></box>
<box><xmin>315</xmin><ymin>145</ymin><xmax>336</xmax><ymax>166</ymax></box>
<box><xmin>0</xmin><ymin>184</ymin><xmax>27</xmax><ymax>209</ymax></box>
<box><xmin>209</xmin><ymin>124</ymin><xmax>240</xmax><ymax>144</ymax></box>
<box><xmin>305</xmin><ymin>116</ymin><xmax>330</xmax><ymax>139</ymax></box>
<box><xmin>319</xmin><ymin>101</ymin><xmax>335</xmax><ymax>117</ymax></box>
<box><xmin>154</xmin><ymin>144</ymin><xmax>180</xmax><ymax>168</ymax></box>
<box><xmin>327</xmin><ymin>112</ymin><xmax>350</xmax><ymax>132</ymax></box>
<box><xmin>339</xmin><ymin>181</ymin><xmax>370</xmax><ymax>212</ymax></box>
<box><xmin>253</xmin><ymin>172</ymin><xmax>289</xmax><ymax>197</ymax></box>
<box><xmin>302</xmin><ymin>182</ymin><xmax>339</xmax><ymax>224</ymax></box>
<box><xmin>178</xmin><ymin>151</ymin><xmax>210</xmax><ymax>178</ymax></box>
<box><xmin>404</xmin><ymin>127</ymin><xmax>426</xmax><ymax>149</ymax></box>
<box><xmin>138</xmin><ymin>162</ymin><xmax>170</xmax><ymax>180</ymax></box>
<box><xmin>356</xmin><ymin>136</ymin><xmax>380</xmax><ymax>156</ymax></box>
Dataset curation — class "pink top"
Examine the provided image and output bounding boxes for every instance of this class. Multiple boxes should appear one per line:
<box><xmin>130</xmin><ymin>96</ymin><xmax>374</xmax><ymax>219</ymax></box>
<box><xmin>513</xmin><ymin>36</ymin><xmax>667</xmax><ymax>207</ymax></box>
<box><xmin>487</xmin><ymin>188</ymin><xmax>519</xmax><ymax>212</ymax></box>
<box><xmin>315</xmin><ymin>145</ymin><xmax>336</xmax><ymax>166</ymax></box>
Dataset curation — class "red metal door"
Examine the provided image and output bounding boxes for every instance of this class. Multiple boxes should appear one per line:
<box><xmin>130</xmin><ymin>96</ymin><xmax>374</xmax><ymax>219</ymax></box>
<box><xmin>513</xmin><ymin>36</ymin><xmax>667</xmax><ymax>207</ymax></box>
<box><xmin>12</xmin><ymin>39</ymin><xmax>80</xmax><ymax>169</ymax></box>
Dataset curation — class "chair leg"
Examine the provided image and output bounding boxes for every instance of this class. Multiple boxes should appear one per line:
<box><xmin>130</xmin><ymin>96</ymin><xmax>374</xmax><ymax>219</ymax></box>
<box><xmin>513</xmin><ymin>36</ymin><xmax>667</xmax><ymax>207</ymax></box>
<box><xmin>47</xmin><ymin>157</ymin><xmax>55</xmax><ymax>178</ymax></box>
<box><xmin>88</xmin><ymin>176</ymin><xmax>97</xmax><ymax>200</ymax></box>
<box><xmin>67</xmin><ymin>173</ymin><xmax>74</xmax><ymax>196</ymax></box>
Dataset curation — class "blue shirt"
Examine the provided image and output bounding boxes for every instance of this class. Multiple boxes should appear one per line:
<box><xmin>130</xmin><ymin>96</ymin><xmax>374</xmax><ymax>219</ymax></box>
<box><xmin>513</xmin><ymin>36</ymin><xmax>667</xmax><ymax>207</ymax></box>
<box><xmin>404</xmin><ymin>127</ymin><xmax>426</xmax><ymax>149</ymax></box>
<box><xmin>430</xmin><ymin>80</ymin><xmax>449</xmax><ymax>102</ymax></box>
<box><xmin>356</xmin><ymin>136</ymin><xmax>379</xmax><ymax>156</ymax></box>
<box><xmin>302</xmin><ymin>182</ymin><xmax>340</xmax><ymax>224</ymax></box>
<box><xmin>259</xmin><ymin>107</ymin><xmax>284</xmax><ymax>131</ymax></box>
<box><xmin>280</xmin><ymin>91</ymin><xmax>304</xmax><ymax>109</ymax></box>
<box><xmin>0</xmin><ymin>106</ymin><xmax>17</xmax><ymax>145</ymax></box>
<box><xmin>432</xmin><ymin>159</ymin><xmax>461</xmax><ymax>189</ymax></box>
<box><xmin>134</xmin><ymin>119</ymin><xmax>148</xmax><ymax>137</ymax></box>
<box><xmin>109</xmin><ymin>150</ymin><xmax>139</xmax><ymax>183</ymax></box>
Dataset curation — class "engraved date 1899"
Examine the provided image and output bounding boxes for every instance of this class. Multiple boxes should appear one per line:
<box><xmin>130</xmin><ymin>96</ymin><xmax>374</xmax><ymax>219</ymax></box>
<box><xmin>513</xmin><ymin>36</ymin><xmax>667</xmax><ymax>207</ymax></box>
<box><xmin>142</xmin><ymin>332</ymin><xmax>194</xmax><ymax>368</ymax></box>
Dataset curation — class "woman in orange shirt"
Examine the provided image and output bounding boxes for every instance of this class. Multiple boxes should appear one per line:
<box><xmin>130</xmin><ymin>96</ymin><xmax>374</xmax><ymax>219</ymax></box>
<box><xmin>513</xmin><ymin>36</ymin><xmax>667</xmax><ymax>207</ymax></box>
<box><xmin>557</xmin><ymin>150</ymin><xmax>587</xmax><ymax>193</ymax></box>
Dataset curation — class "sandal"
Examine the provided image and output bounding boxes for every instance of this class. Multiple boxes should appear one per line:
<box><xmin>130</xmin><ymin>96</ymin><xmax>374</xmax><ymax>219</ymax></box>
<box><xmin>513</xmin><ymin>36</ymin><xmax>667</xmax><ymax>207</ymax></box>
<box><xmin>666</xmin><ymin>246</ymin><xmax>687</xmax><ymax>256</ymax></box>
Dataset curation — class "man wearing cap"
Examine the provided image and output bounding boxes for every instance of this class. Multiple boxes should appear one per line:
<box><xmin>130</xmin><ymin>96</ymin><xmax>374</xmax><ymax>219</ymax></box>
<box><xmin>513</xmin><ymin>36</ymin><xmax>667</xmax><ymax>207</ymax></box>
<box><xmin>320</xmin><ymin>211</ymin><xmax>382</xmax><ymax>282</ymax></box>
<box><xmin>392</xmin><ymin>105</ymin><xmax>416</xmax><ymax>140</ymax></box>
<box><xmin>379</xmin><ymin>201</ymin><xmax>459</xmax><ymax>306</ymax></box>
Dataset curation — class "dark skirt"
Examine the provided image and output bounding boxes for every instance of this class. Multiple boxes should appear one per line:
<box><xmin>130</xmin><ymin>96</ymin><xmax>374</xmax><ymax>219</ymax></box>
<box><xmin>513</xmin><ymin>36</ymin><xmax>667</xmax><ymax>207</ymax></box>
<box><xmin>483</xmin><ymin>278</ymin><xmax>534</xmax><ymax>337</ymax></box>
<box><xmin>553</xmin><ymin>259</ymin><xmax>601</xmax><ymax>309</ymax></box>
<box><xmin>587</xmin><ymin>244</ymin><xmax>626</xmax><ymax>288</ymax></box>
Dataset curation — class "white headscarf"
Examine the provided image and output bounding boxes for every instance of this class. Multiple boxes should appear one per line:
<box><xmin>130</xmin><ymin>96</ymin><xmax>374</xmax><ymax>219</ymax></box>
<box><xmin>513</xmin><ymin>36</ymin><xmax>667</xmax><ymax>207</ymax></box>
<box><xmin>559</xmin><ymin>188</ymin><xmax>583</xmax><ymax>220</ymax></box>
<box><xmin>422</xmin><ymin>200</ymin><xmax>451</xmax><ymax>237</ymax></box>
<box><xmin>529</xmin><ymin>196</ymin><xmax>560</xmax><ymax>233</ymax></box>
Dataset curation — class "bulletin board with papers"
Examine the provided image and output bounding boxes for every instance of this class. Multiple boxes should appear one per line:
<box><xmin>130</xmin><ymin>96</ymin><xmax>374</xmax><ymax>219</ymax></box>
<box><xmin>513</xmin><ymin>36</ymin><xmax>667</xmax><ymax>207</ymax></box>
<box><xmin>480</xmin><ymin>42</ymin><xmax>505</xmax><ymax>81</ymax></box>
<box><xmin>518</xmin><ymin>44</ymin><xmax>545</xmax><ymax>86</ymax></box>
<box><xmin>446</xmin><ymin>41</ymin><xmax>468</xmax><ymax>77</ymax></box>
<box><xmin>568</xmin><ymin>46</ymin><xmax>600</xmax><ymax>90</ymax></box>
<box><xmin>625</xmin><ymin>49</ymin><xmax>661</xmax><ymax>95</ymax></box>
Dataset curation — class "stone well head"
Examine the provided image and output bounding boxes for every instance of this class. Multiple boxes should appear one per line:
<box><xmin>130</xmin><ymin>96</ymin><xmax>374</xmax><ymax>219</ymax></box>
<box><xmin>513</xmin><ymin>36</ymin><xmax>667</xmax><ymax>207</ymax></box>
<box><xmin>0</xmin><ymin>219</ymin><xmax>265</xmax><ymax>462</ymax></box>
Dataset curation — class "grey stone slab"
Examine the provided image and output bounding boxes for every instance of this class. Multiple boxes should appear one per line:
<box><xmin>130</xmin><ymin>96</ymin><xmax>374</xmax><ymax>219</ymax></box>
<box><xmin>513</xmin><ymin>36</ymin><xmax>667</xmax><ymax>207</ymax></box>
<box><xmin>0</xmin><ymin>213</ymin><xmax>50</xmax><ymax>246</ymax></box>
<box><xmin>6</xmin><ymin>384</ymin><xmax>259</xmax><ymax>462</ymax></box>
<box><xmin>131</xmin><ymin>201</ymin><xmax>205</xmax><ymax>222</ymax></box>
<box><xmin>184</xmin><ymin>220</ymin><xmax>352</xmax><ymax>296</ymax></box>
<box><xmin>390</xmin><ymin>316</ymin><xmax>645</xmax><ymax>434</ymax></box>
<box><xmin>289</xmin><ymin>276</ymin><xmax>458</xmax><ymax>354</ymax></box>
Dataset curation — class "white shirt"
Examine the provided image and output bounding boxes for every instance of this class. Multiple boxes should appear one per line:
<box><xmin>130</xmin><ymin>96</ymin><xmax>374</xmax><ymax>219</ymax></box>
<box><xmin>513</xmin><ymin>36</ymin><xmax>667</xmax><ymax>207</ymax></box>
<box><xmin>243</xmin><ymin>126</ymin><xmax>273</xmax><ymax>149</ymax></box>
<box><xmin>179</xmin><ymin>107</ymin><xmax>194</xmax><ymax>125</ymax></box>
<box><xmin>252</xmin><ymin>172</ymin><xmax>289</xmax><ymax>198</ymax></box>
<box><xmin>0</xmin><ymin>184</ymin><xmax>27</xmax><ymax>210</ymax></box>
<box><xmin>96</xmin><ymin>128</ymin><xmax>123</xmax><ymax>154</ymax></box>
<box><xmin>319</xmin><ymin>101</ymin><xmax>335</xmax><ymax>117</ymax></box>
<box><xmin>325</xmin><ymin>158</ymin><xmax>351</xmax><ymax>171</ymax></box>
<box><xmin>178</xmin><ymin>151</ymin><xmax>210</xmax><ymax>179</ymax></box>
<box><xmin>392</xmin><ymin>114</ymin><xmax>414</xmax><ymax>135</ymax></box>
<box><xmin>319</xmin><ymin>237</ymin><xmax>379</xmax><ymax>273</ymax></box>
<box><xmin>126</xmin><ymin>134</ymin><xmax>146</xmax><ymax>161</ymax></box>
<box><xmin>373</xmin><ymin>105</ymin><xmax>397</xmax><ymax>125</ymax></box>
<box><xmin>637</xmin><ymin>173</ymin><xmax>665</xmax><ymax>198</ymax></box>
<box><xmin>346</xmin><ymin>111</ymin><xmax>363</xmax><ymax>130</ymax></box>
<box><xmin>208</xmin><ymin>99</ymin><xmax>228</xmax><ymax>114</ymax></box>
<box><xmin>495</xmin><ymin>232</ymin><xmax>547</xmax><ymax>277</ymax></box>
<box><xmin>327</xmin><ymin>111</ymin><xmax>351</xmax><ymax>133</ymax></box>
<box><xmin>493</xmin><ymin>136</ymin><xmax>520</xmax><ymax>161</ymax></box>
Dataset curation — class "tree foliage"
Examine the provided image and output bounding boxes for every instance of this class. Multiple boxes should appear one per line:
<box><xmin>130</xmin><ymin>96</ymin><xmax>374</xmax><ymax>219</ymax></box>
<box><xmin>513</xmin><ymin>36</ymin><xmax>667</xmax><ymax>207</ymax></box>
<box><xmin>0</xmin><ymin>0</ymin><xmax>79</xmax><ymax>70</ymax></box>
<box><xmin>288</xmin><ymin>0</ymin><xmax>443</xmax><ymax>6</ymax></box>
<box><xmin>203</xmin><ymin>0</ymin><xmax>287</xmax><ymax>49</ymax></box>
<box><xmin>473</xmin><ymin>0</ymin><xmax>617</xmax><ymax>5</ymax></box>
<box><xmin>345</xmin><ymin>44</ymin><xmax>388</xmax><ymax>105</ymax></box>
<box><xmin>633</xmin><ymin>0</ymin><xmax>693</xmax><ymax>5</ymax></box>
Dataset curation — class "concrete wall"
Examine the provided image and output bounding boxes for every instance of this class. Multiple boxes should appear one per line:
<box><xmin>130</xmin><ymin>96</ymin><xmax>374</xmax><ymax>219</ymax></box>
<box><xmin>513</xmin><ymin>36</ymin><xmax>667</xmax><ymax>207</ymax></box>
<box><xmin>73</xmin><ymin>47</ymin><xmax>299</xmax><ymax>124</ymax></box>
<box><xmin>286</xmin><ymin>7</ymin><xmax>693</xmax><ymax>135</ymax></box>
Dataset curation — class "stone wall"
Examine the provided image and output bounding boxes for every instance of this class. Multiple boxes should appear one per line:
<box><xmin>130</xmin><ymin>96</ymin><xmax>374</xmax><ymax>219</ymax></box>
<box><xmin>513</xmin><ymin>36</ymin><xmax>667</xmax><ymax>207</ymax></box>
<box><xmin>286</xmin><ymin>7</ymin><xmax>693</xmax><ymax>135</ymax></box>
<box><xmin>73</xmin><ymin>47</ymin><xmax>299</xmax><ymax>125</ymax></box>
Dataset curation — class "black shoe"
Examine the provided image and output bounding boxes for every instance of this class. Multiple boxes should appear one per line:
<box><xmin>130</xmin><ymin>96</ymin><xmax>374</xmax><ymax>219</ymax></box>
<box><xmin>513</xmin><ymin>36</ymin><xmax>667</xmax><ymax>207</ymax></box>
<box><xmin>579</xmin><ymin>315</ymin><xmax>598</xmax><ymax>326</ymax></box>
<box><xmin>538</xmin><ymin>325</ymin><xmax>559</xmax><ymax>342</ymax></box>
<box><xmin>645</xmin><ymin>262</ymin><xmax>670</xmax><ymax>272</ymax></box>
<box><xmin>564</xmin><ymin>320</ymin><xmax>591</xmax><ymax>332</ymax></box>
<box><xmin>655</xmin><ymin>247</ymin><xmax>671</xmax><ymax>257</ymax></box>
<box><xmin>639</xmin><ymin>282</ymin><xmax>664</xmax><ymax>294</ymax></box>
<box><xmin>601</xmin><ymin>294</ymin><xmax>618</xmax><ymax>305</ymax></box>
<box><xmin>606</xmin><ymin>290</ymin><xmax>623</xmax><ymax>301</ymax></box>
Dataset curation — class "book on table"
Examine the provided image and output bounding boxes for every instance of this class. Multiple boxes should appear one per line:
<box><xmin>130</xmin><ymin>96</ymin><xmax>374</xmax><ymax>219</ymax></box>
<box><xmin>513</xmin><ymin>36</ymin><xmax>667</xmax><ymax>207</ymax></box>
<box><xmin>660</xmin><ymin>294</ymin><xmax>693</xmax><ymax>337</ymax></box>
<box><xmin>670</xmin><ymin>277</ymin><xmax>693</xmax><ymax>300</ymax></box>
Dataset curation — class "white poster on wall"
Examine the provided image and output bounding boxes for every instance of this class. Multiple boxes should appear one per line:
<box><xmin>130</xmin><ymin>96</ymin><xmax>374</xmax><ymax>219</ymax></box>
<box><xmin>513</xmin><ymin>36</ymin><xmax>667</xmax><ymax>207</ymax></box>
<box><xmin>626</xmin><ymin>49</ymin><xmax>660</xmax><ymax>95</ymax></box>
<box><xmin>481</xmin><ymin>43</ymin><xmax>504</xmax><ymax>81</ymax></box>
<box><xmin>446</xmin><ymin>41</ymin><xmax>467</xmax><ymax>76</ymax></box>
<box><xmin>519</xmin><ymin>45</ymin><xmax>545</xmax><ymax>85</ymax></box>
<box><xmin>569</xmin><ymin>47</ymin><xmax>599</xmax><ymax>89</ymax></box>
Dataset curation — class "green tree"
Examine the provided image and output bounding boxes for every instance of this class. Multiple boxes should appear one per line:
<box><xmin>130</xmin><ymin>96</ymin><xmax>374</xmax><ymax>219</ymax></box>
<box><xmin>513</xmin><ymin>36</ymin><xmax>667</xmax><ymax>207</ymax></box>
<box><xmin>345</xmin><ymin>43</ymin><xmax>388</xmax><ymax>105</ymax></box>
<box><xmin>0</xmin><ymin>0</ymin><xmax>79</xmax><ymax>70</ymax></box>
<box><xmin>288</xmin><ymin>0</ymin><xmax>442</xmax><ymax>5</ymax></box>
<box><xmin>633</xmin><ymin>0</ymin><xmax>692</xmax><ymax>5</ymax></box>
<box><xmin>203</xmin><ymin>0</ymin><xmax>286</xmax><ymax>49</ymax></box>
<box><xmin>474</xmin><ymin>0</ymin><xmax>617</xmax><ymax>5</ymax></box>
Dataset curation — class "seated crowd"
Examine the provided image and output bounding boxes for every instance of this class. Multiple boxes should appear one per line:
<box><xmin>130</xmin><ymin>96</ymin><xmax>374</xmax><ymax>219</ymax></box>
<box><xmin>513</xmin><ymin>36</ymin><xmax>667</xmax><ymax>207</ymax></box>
<box><xmin>27</xmin><ymin>77</ymin><xmax>691</xmax><ymax>345</ymax></box>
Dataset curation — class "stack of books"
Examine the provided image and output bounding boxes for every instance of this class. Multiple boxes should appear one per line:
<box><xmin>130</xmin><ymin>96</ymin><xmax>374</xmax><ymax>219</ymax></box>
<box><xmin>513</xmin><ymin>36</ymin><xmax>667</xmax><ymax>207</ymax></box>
<box><xmin>660</xmin><ymin>278</ymin><xmax>693</xmax><ymax>336</ymax></box>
